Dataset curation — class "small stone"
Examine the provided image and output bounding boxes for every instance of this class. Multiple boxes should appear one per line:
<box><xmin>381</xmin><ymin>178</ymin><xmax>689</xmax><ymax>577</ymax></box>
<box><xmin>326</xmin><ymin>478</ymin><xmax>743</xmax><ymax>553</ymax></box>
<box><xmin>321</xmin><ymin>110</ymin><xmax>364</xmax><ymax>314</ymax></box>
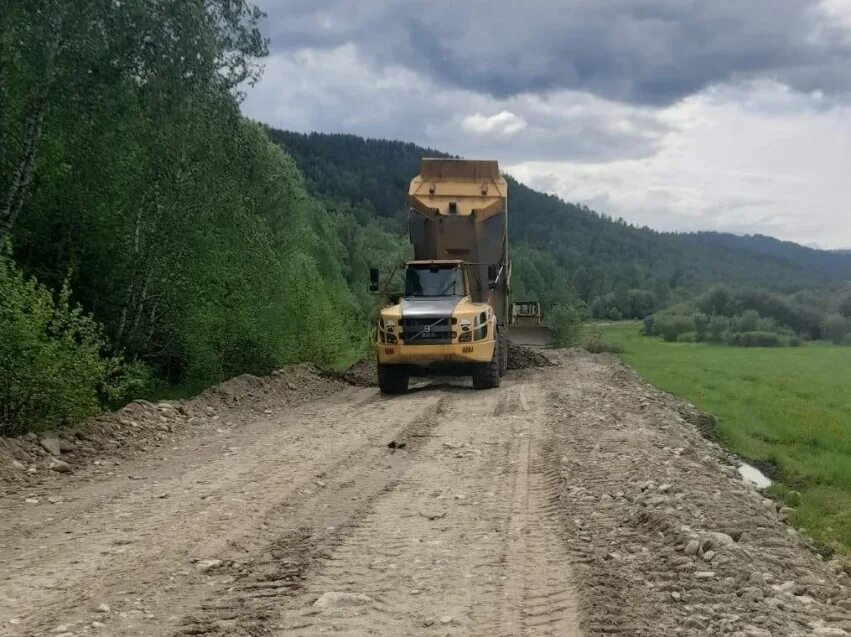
<box><xmin>671</xmin><ymin>591</ymin><xmax>682</xmax><ymax>601</ymax></box>
<box><xmin>50</xmin><ymin>459</ymin><xmax>72</xmax><ymax>473</ymax></box>
<box><xmin>702</xmin><ymin>550</ymin><xmax>717</xmax><ymax>562</ymax></box>
<box><xmin>47</xmin><ymin>496</ymin><xmax>63</xmax><ymax>504</ymax></box>
<box><xmin>95</xmin><ymin>603</ymin><xmax>110</xmax><ymax>613</ymax></box>
<box><xmin>440</xmin><ymin>615</ymin><xmax>454</xmax><ymax>625</ymax></box>
<box><xmin>313</xmin><ymin>591</ymin><xmax>374</xmax><ymax>609</ymax></box>
<box><xmin>25</xmin><ymin>497</ymin><xmax>39</xmax><ymax>504</ymax></box>
<box><xmin>684</xmin><ymin>616</ymin><xmax>706</xmax><ymax>630</ymax></box>
<box><xmin>683</xmin><ymin>540</ymin><xmax>700</xmax><ymax>556</ymax></box>
<box><xmin>419</xmin><ymin>510</ymin><xmax>446</xmax><ymax>520</ymax></box>
<box><xmin>658</xmin><ymin>484</ymin><xmax>672</xmax><ymax>493</ymax></box>
<box><xmin>11</xmin><ymin>460</ymin><xmax>25</xmax><ymax>470</ymax></box>
<box><xmin>196</xmin><ymin>559</ymin><xmax>222</xmax><ymax>572</ymax></box>
<box><xmin>40</xmin><ymin>436</ymin><xmax>62</xmax><ymax>456</ymax></box>
<box><xmin>695</xmin><ymin>571</ymin><xmax>716</xmax><ymax>580</ymax></box>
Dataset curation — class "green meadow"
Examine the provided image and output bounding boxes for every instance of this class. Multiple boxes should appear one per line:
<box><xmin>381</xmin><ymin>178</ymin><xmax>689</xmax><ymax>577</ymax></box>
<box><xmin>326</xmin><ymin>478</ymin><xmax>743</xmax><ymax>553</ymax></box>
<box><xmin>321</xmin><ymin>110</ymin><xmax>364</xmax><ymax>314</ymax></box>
<box><xmin>595</xmin><ymin>322</ymin><xmax>851</xmax><ymax>555</ymax></box>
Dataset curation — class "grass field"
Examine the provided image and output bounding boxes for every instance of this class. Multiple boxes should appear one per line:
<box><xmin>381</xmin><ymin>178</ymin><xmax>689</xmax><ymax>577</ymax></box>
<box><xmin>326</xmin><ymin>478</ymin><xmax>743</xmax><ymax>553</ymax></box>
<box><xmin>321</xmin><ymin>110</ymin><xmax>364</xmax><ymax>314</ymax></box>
<box><xmin>594</xmin><ymin>322</ymin><xmax>851</xmax><ymax>555</ymax></box>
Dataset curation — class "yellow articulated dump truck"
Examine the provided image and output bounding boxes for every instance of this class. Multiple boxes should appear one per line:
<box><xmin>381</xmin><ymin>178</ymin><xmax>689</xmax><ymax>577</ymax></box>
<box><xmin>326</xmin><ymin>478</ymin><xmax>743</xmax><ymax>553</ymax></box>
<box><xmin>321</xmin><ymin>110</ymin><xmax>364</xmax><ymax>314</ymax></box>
<box><xmin>370</xmin><ymin>159</ymin><xmax>509</xmax><ymax>393</ymax></box>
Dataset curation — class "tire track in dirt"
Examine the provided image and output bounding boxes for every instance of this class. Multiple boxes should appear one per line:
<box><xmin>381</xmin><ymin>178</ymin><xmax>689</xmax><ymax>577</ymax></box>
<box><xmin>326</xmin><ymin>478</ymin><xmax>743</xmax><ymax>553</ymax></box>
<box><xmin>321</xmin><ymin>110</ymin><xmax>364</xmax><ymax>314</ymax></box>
<box><xmin>268</xmin><ymin>380</ymin><xmax>580</xmax><ymax>636</ymax></box>
<box><xmin>0</xmin><ymin>389</ymin><xmax>444</xmax><ymax>636</ymax></box>
<box><xmin>169</xmin><ymin>395</ymin><xmax>451</xmax><ymax>636</ymax></box>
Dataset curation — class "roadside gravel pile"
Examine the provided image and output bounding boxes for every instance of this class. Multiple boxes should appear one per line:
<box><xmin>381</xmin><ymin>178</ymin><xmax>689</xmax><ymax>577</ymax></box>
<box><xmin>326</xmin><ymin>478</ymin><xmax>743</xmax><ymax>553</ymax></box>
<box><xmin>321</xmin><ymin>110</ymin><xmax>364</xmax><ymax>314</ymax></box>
<box><xmin>506</xmin><ymin>341</ymin><xmax>555</xmax><ymax>370</ymax></box>
<box><xmin>546</xmin><ymin>351</ymin><xmax>851</xmax><ymax>637</ymax></box>
<box><xmin>0</xmin><ymin>365</ymin><xmax>345</xmax><ymax>490</ymax></box>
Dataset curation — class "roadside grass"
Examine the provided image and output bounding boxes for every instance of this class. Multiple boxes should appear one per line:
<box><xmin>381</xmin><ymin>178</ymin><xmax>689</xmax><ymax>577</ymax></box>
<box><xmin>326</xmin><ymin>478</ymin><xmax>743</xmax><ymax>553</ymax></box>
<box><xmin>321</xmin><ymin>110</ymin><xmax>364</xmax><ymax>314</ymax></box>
<box><xmin>593</xmin><ymin>321</ymin><xmax>851</xmax><ymax>555</ymax></box>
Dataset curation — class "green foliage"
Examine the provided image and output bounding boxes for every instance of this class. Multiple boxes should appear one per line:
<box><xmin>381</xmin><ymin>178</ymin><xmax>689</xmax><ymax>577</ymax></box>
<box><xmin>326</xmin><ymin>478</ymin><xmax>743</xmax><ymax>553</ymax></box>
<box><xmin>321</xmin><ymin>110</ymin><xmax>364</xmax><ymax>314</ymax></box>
<box><xmin>823</xmin><ymin>313</ymin><xmax>850</xmax><ymax>345</ymax></box>
<box><xmin>583</xmin><ymin>327</ymin><xmax>625</xmax><ymax>354</ymax></box>
<box><xmin>654</xmin><ymin>315</ymin><xmax>694</xmax><ymax>342</ymax></box>
<box><xmin>693</xmin><ymin>313</ymin><xmax>710</xmax><ymax>341</ymax></box>
<box><xmin>549</xmin><ymin>304</ymin><xmax>582</xmax><ymax>348</ymax></box>
<box><xmin>725</xmin><ymin>331</ymin><xmax>783</xmax><ymax>348</ymax></box>
<box><xmin>596</xmin><ymin>322</ymin><xmax>851</xmax><ymax>554</ymax></box>
<box><xmin>0</xmin><ymin>247</ymin><xmax>149</xmax><ymax>435</ymax></box>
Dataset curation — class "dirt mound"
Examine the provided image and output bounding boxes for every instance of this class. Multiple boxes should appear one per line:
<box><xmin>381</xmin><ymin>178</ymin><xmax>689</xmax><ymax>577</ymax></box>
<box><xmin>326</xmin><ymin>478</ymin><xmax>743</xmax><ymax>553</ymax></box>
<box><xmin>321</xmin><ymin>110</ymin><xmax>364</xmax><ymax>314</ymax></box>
<box><xmin>335</xmin><ymin>358</ymin><xmax>377</xmax><ymax>387</ymax></box>
<box><xmin>0</xmin><ymin>364</ymin><xmax>346</xmax><ymax>490</ymax></box>
<box><xmin>506</xmin><ymin>341</ymin><xmax>555</xmax><ymax>370</ymax></box>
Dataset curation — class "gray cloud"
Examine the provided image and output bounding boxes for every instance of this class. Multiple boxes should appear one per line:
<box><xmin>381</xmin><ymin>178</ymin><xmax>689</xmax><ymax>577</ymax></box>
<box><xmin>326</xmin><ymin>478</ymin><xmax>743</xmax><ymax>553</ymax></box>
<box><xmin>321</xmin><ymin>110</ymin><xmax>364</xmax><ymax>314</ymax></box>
<box><xmin>255</xmin><ymin>0</ymin><xmax>851</xmax><ymax>106</ymax></box>
<box><xmin>243</xmin><ymin>46</ymin><xmax>672</xmax><ymax>163</ymax></box>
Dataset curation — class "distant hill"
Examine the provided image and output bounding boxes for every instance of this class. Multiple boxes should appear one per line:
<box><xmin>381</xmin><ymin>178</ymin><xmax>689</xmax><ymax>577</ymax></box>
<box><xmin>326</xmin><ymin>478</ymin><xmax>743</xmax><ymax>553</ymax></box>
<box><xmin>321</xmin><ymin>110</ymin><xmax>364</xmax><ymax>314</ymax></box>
<box><xmin>268</xmin><ymin>128</ymin><xmax>851</xmax><ymax>313</ymax></box>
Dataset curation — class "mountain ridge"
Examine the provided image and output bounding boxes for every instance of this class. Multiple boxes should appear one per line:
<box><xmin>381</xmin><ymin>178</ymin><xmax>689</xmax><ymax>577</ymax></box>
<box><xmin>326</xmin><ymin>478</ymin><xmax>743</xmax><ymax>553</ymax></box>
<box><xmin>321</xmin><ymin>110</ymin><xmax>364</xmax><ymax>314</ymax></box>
<box><xmin>266</xmin><ymin>128</ymin><xmax>851</xmax><ymax>310</ymax></box>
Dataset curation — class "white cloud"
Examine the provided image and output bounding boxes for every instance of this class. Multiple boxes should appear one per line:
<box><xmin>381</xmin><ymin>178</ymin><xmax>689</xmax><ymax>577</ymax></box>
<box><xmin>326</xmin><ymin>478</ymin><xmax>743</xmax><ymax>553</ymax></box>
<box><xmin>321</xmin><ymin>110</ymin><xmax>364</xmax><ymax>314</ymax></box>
<box><xmin>507</xmin><ymin>81</ymin><xmax>851</xmax><ymax>248</ymax></box>
<box><xmin>462</xmin><ymin>111</ymin><xmax>527</xmax><ymax>136</ymax></box>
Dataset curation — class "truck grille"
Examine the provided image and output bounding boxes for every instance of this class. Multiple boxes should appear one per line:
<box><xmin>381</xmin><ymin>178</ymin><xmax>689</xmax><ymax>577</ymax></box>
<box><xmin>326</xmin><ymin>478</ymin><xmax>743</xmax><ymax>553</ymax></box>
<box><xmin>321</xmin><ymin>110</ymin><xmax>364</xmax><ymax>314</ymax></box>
<box><xmin>401</xmin><ymin>317</ymin><xmax>453</xmax><ymax>345</ymax></box>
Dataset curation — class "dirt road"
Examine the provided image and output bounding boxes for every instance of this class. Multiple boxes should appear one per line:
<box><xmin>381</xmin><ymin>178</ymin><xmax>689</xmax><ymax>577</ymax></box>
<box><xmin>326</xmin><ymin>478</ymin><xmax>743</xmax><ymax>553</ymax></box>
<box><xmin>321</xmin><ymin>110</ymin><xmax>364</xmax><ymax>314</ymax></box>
<box><xmin>1</xmin><ymin>352</ymin><xmax>849</xmax><ymax>636</ymax></box>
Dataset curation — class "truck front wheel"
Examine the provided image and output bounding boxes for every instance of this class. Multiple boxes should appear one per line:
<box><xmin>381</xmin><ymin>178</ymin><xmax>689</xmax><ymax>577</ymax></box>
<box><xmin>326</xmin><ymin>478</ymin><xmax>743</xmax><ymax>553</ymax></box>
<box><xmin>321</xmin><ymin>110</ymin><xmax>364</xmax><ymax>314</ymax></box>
<box><xmin>378</xmin><ymin>364</ymin><xmax>409</xmax><ymax>394</ymax></box>
<box><xmin>472</xmin><ymin>337</ymin><xmax>501</xmax><ymax>390</ymax></box>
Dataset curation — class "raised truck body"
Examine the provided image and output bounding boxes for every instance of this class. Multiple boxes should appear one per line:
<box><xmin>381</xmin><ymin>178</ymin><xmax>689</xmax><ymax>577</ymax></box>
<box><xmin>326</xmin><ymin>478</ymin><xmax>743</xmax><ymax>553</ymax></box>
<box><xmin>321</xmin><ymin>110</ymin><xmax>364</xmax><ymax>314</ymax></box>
<box><xmin>374</xmin><ymin>159</ymin><xmax>509</xmax><ymax>393</ymax></box>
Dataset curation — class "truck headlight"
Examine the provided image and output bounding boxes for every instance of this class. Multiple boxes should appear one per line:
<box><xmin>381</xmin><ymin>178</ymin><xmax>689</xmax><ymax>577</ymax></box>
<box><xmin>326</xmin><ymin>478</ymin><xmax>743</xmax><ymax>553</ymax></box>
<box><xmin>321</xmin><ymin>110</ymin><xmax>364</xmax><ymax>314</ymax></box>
<box><xmin>386</xmin><ymin>334</ymin><xmax>398</xmax><ymax>344</ymax></box>
<box><xmin>459</xmin><ymin>332</ymin><xmax>472</xmax><ymax>343</ymax></box>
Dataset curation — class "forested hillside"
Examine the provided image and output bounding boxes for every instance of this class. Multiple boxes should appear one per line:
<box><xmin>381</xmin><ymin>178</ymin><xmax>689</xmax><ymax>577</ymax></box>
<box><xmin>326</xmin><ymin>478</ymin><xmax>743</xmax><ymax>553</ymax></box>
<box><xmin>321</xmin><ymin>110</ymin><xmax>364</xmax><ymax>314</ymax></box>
<box><xmin>270</xmin><ymin>130</ymin><xmax>851</xmax><ymax>319</ymax></box>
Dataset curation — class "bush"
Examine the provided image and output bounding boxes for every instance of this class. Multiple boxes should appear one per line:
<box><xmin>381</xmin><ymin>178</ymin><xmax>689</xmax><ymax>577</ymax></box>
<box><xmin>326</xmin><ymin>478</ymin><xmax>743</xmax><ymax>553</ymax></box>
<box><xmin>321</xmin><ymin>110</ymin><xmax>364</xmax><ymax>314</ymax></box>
<box><xmin>693</xmin><ymin>313</ymin><xmax>709</xmax><ymax>341</ymax></box>
<box><xmin>736</xmin><ymin>309</ymin><xmax>761</xmax><ymax>332</ymax></box>
<box><xmin>822</xmin><ymin>313</ymin><xmax>849</xmax><ymax>345</ymax></box>
<box><xmin>607</xmin><ymin>306</ymin><xmax>623</xmax><ymax>321</ymax></box>
<box><xmin>549</xmin><ymin>304</ymin><xmax>582</xmax><ymax>348</ymax></box>
<box><xmin>0</xmin><ymin>248</ymin><xmax>149</xmax><ymax>436</ymax></box>
<box><xmin>654</xmin><ymin>315</ymin><xmax>694</xmax><ymax>342</ymax></box>
<box><xmin>583</xmin><ymin>335</ymin><xmax>625</xmax><ymax>354</ymax></box>
<box><xmin>726</xmin><ymin>331</ymin><xmax>783</xmax><ymax>347</ymax></box>
<box><xmin>707</xmin><ymin>315</ymin><xmax>730</xmax><ymax>343</ymax></box>
<box><xmin>641</xmin><ymin>315</ymin><xmax>655</xmax><ymax>336</ymax></box>
<box><xmin>677</xmin><ymin>331</ymin><xmax>697</xmax><ymax>343</ymax></box>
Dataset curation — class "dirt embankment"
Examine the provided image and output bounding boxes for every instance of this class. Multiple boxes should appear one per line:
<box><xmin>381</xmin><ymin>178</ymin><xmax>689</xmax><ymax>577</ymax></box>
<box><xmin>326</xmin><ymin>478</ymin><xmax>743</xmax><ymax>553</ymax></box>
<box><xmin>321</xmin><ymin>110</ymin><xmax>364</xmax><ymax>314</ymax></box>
<box><xmin>0</xmin><ymin>350</ymin><xmax>848</xmax><ymax>637</ymax></box>
<box><xmin>0</xmin><ymin>365</ymin><xmax>345</xmax><ymax>490</ymax></box>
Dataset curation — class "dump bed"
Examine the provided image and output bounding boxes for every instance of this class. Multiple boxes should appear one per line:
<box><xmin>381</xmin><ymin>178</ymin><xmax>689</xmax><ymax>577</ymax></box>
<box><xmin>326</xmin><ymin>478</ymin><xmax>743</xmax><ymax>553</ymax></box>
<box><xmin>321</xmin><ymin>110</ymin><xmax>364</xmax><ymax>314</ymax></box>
<box><xmin>407</xmin><ymin>159</ymin><xmax>509</xmax><ymax>325</ymax></box>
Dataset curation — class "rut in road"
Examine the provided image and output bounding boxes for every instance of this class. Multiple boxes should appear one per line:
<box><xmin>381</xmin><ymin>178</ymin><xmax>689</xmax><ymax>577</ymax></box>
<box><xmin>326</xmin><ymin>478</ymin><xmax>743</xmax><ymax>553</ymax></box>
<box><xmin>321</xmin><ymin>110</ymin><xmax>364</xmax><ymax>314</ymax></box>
<box><xmin>183</xmin><ymin>381</ymin><xmax>580</xmax><ymax>636</ymax></box>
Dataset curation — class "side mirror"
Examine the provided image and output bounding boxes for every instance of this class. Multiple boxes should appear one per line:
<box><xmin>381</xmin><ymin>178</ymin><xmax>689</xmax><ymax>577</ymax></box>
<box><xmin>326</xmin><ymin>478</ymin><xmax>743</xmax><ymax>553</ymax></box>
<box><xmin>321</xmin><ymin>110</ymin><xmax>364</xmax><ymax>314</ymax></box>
<box><xmin>369</xmin><ymin>267</ymin><xmax>379</xmax><ymax>293</ymax></box>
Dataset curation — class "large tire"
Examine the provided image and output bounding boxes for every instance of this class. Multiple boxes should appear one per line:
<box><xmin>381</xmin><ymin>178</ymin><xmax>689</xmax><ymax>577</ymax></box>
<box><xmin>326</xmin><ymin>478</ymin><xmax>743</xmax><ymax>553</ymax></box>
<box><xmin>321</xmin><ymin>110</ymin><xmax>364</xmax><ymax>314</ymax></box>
<box><xmin>498</xmin><ymin>325</ymin><xmax>508</xmax><ymax>376</ymax></box>
<box><xmin>472</xmin><ymin>335</ymin><xmax>501</xmax><ymax>390</ymax></box>
<box><xmin>378</xmin><ymin>363</ymin><xmax>409</xmax><ymax>394</ymax></box>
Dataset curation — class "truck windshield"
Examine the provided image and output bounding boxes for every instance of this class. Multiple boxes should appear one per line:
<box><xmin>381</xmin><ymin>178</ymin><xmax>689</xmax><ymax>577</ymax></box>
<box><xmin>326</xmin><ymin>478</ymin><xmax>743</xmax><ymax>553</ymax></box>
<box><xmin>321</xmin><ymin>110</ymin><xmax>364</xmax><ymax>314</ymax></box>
<box><xmin>405</xmin><ymin>267</ymin><xmax>464</xmax><ymax>297</ymax></box>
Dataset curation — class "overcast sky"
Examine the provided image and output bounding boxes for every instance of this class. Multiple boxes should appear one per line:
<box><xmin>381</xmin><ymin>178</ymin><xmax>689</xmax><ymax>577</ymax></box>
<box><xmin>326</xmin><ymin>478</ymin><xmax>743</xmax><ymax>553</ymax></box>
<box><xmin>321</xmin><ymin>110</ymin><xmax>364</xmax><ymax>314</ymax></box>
<box><xmin>241</xmin><ymin>1</ymin><xmax>851</xmax><ymax>248</ymax></box>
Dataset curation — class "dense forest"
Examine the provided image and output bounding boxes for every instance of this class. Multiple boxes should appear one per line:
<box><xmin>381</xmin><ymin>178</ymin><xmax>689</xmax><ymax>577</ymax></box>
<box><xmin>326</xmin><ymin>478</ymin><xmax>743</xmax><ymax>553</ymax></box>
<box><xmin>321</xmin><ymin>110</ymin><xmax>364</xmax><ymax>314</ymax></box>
<box><xmin>3</xmin><ymin>3</ymin><xmax>851</xmax><ymax>435</ymax></box>
<box><xmin>0</xmin><ymin>2</ymin><xmax>398</xmax><ymax>434</ymax></box>
<box><xmin>271</xmin><ymin>130</ymin><xmax>851</xmax><ymax>319</ymax></box>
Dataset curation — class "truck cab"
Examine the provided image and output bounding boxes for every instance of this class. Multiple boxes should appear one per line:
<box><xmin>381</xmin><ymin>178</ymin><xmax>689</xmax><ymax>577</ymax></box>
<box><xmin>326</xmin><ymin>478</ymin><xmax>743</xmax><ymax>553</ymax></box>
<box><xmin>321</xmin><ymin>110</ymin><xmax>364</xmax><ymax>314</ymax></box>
<box><xmin>375</xmin><ymin>260</ymin><xmax>505</xmax><ymax>392</ymax></box>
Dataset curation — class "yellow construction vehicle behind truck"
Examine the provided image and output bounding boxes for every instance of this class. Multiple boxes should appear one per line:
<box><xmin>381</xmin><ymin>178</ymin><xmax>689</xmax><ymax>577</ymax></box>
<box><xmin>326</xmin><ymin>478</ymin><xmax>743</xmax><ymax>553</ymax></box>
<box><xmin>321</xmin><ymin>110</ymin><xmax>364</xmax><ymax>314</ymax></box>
<box><xmin>371</xmin><ymin>159</ymin><xmax>509</xmax><ymax>393</ymax></box>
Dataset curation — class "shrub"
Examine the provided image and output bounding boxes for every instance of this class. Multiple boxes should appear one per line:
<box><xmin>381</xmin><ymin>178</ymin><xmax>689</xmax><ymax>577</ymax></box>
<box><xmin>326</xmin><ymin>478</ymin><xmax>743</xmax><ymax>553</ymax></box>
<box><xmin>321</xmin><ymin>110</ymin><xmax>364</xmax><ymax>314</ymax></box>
<box><xmin>0</xmin><ymin>248</ymin><xmax>149</xmax><ymax>435</ymax></box>
<box><xmin>693</xmin><ymin>313</ymin><xmax>710</xmax><ymax>341</ymax></box>
<box><xmin>707</xmin><ymin>315</ymin><xmax>730</xmax><ymax>343</ymax></box>
<box><xmin>726</xmin><ymin>331</ymin><xmax>783</xmax><ymax>347</ymax></box>
<box><xmin>655</xmin><ymin>315</ymin><xmax>694</xmax><ymax>342</ymax></box>
<box><xmin>736</xmin><ymin>309</ymin><xmax>761</xmax><ymax>332</ymax></box>
<box><xmin>549</xmin><ymin>304</ymin><xmax>582</xmax><ymax>348</ymax></box>
<box><xmin>677</xmin><ymin>331</ymin><xmax>697</xmax><ymax>343</ymax></box>
<box><xmin>583</xmin><ymin>334</ymin><xmax>625</xmax><ymax>354</ymax></box>
<box><xmin>822</xmin><ymin>313</ymin><xmax>849</xmax><ymax>345</ymax></box>
<box><xmin>641</xmin><ymin>315</ymin><xmax>655</xmax><ymax>336</ymax></box>
<box><xmin>789</xmin><ymin>336</ymin><xmax>803</xmax><ymax>347</ymax></box>
<box><xmin>607</xmin><ymin>306</ymin><xmax>623</xmax><ymax>321</ymax></box>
